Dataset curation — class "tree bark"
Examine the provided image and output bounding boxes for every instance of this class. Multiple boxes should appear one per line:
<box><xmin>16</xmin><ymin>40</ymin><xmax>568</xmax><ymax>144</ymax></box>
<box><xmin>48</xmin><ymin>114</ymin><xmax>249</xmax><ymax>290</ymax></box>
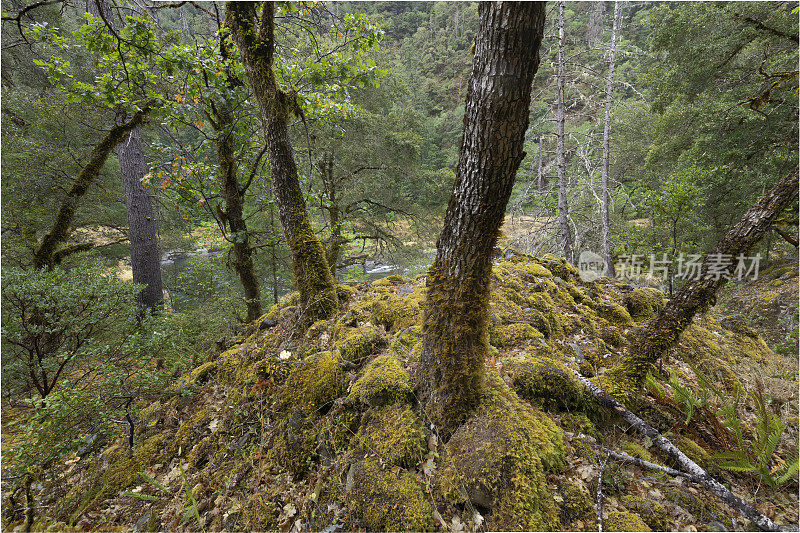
<box><xmin>603</xmin><ymin>169</ymin><xmax>799</xmax><ymax>402</ymax></box>
<box><xmin>600</xmin><ymin>2</ymin><xmax>620</xmax><ymax>278</ymax></box>
<box><xmin>321</xmin><ymin>152</ymin><xmax>344</xmax><ymax>278</ymax></box>
<box><xmin>211</xmin><ymin>105</ymin><xmax>263</xmax><ymax>322</ymax></box>
<box><xmin>586</xmin><ymin>1</ymin><xmax>605</xmax><ymax>47</ymax></box>
<box><xmin>536</xmin><ymin>136</ymin><xmax>545</xmax><ymax>192</ymax></box>
<box><xmin>556</xmin><ymin>1</ymin><xmax>574</xmax><ymax>264</ymax></box>
<box><xmin>118</xmin><ymin>126</ymin><xmax>163</xmax><ymax>310</ymax></box>
<box><xmin>33</xmin><ymin>109</ymin><xmax>149</xmax><ymax>269</ymax></box>
<box><xmin>418</xmin><ymin>1</ymin><xmax>547</xmax><ymax>436</ymax></box>
<box><xmin>227</xmin><ymin>1</ymin><xmax>336</xmax><ymax>322</ymax></box>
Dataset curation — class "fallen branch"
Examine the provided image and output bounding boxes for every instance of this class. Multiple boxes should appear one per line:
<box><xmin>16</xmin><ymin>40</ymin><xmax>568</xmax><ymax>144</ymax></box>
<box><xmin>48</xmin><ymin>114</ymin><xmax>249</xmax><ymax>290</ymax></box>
<box><xmin>597</xmin><ymin>452</ymin><xmax>609</xmax><ymax>533</ymax></box>
<box><xmin>572</xmin><ymin>368</ymin><xmax>781</xmax><ymax>532</ymax></box>
<box><xmin>603</xmin><ymin>447</ymin><xmax>699</xmax><ymax>481</ymax></box>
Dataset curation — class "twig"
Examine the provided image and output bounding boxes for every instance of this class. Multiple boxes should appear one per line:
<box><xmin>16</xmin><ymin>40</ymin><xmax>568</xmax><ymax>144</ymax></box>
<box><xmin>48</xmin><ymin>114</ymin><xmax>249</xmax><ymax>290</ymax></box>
<box><xmin>603</xmin><ymin>446</ymin><xmax>699</xmax><ymax>481</ymax></box>
<box><xmin>597</xmin><ymin>452</ymin><xmax>609</xmax><ymax>533</ymax></box>
<box><xmin>572</xmin><ymin>368</ymin><xmax>782</xmax><ymax>532</ymax></box>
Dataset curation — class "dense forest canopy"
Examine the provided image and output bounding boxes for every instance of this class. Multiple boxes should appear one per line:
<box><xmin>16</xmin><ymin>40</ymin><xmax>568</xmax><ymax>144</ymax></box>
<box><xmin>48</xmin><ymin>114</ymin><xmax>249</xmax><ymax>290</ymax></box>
<box><xmin>1</xmin><ymin>1</ymin><xmax>798</xmax><ymax>532</ymax></box>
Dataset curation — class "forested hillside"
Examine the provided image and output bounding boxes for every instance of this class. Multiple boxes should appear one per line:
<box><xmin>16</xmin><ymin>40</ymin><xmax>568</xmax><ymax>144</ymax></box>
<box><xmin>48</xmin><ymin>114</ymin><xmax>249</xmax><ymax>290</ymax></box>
<box><xmin>1</xmin><ymin>1</ymin><xmax>798</xmax><ymax>532</ymax></box>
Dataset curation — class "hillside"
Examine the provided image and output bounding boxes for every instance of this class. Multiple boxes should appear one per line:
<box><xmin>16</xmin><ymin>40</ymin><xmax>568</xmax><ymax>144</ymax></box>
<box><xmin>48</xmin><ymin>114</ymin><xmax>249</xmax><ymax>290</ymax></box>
<box><xmin>12</xmin><ymin>253</ymin><xmax>797</xmax><ymax>532</ymax></box>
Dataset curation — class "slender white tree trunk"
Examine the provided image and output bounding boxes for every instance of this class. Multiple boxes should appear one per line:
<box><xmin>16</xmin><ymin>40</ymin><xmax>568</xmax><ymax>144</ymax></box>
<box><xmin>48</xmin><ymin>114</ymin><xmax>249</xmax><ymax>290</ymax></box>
<box><xmin>601</xmin><ymin>1</ymin><xmax>620</xmax><ymax>277</ymax></box>
<box><xmin>537</xmin><ymin>136</ymin><xmax>545</xmax><ymax>191</ymax></box>
<box><xmin>556</xmin><ymin>1</ymin><xmax>574</xmax><ymax>264</ymax></box>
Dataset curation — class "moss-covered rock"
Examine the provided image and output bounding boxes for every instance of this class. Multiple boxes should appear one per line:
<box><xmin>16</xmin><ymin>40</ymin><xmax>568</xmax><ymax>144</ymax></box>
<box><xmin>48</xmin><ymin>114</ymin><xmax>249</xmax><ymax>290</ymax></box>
<box><xmin>597</xmin><ymin>302</ymin><xmax>634</xmax><ymax>327</ymax></box>
<box><xmin>505</xmin><ymin>352</ymin><xmax>585</xmax><ymax>412</ymax></box>
<box><xmin>350</xmin><ymin>354</ymin><xmax>412</xmax><ymax>406</ymax></box>
<box><xmin>525</xmin><ymin>292</ymin><xmax>565</xmax><ymax>338</ymax></box>
<box><xmin>354</xmin><ymin>404</ymin><xmax>425</xmax><ymax>468</ymax></box>
<box><xmin>269</xmin><ymin>408</ymin><xmax>318</xmax><ymax>476</ymax></box>
<box><xmin>331</xmin><ymin>325</ymin><xmax>387</xmax><ymax>364</ymax></box>
<box><xmin>490</xmin><ymin>322</ymin><xmax>544</xmax><ymax>347</ymax></box>
<box><xmin>620</xmin><ymin>494</ymin><xmax>667</xmax><ymax>531</ymax></box>
<box><xmin>372</xmin><ymin>295</ymin><xmax>421</xmax><ymax>332</ymax></box>
<box><xmin>439</xmin><ymin>375</ymin><xmax>565</xmax><ymax>531</ymax></box>
<box><xmin>347</xmin><ymin>458</ymin><xmax>433</xmax><ymax>531</ymax></box>
<box><xmin>541</xmin><ymin>254</ymin><xmax>579</xmax><ymax>280</ymax></box>
<box><xmin>559</xmin><ymin>482</ymin><xmax>593</xmax><ymax>519</ymax></box>
<box><xmin>282</xmin><ymin>351</ymin><xmax>345</xmax><ymax>411</ymax></box>
<box><xmin>624</xmin><ymin>288</ymin><xmax>665</xmax><ymax>322</ymax></box>
<box><xmin>604</xmin><ymin>511</ymin><xmax>651</xmax><ymax>532</ymax></box>
<box><xmin>371</xmin><ymin>274</ymin><xmax>406</xmax><ymax>287</ymax></box>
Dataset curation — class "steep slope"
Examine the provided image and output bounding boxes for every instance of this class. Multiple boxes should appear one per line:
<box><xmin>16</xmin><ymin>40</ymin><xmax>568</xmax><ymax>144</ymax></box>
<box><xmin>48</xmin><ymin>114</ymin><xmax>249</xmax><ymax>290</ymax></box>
<box><xmin>17</xmin><ymin>253</ymin><xmax>798</xmax><ymax>532</ymax></box>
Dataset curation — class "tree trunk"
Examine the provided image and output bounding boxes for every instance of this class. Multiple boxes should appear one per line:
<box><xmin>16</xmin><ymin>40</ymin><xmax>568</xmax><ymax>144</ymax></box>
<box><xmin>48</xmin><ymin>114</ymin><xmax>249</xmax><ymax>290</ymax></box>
<box><xmin>118</xmin><ymin>126</ymin><xmax>163</xmax><ymax>310</ymax></box>
<box><xmin>212</xmin><ymin>106</ymin><xmax>263</xmax><ymax>323</ymax></box>
<box><xmin>556</xmin><ymin>1</ymin><xmax>574</xmax><ymax>264</ymax></box>
<box><xmin>603</xmin><ymin>169</ymin><xmax>799</xmax><ymax>403</ymax></box>
<box><xmin>586</xmin><ymin>1</ymin><xmax>605</xmax><ymax>47</ymax></box>
<box><xmin>536</xmin><ymin>136</ymin><xmax>545</xmax><ymax>191</ymax></box>
<box><xmin>227</xmin><ymin>2</ymin><xmax>336</xmax><ymax>323</ymax></box>
<box><xmin>600</xmin><ymin>2</ymin><xmax>620</xmax><ymax>278</ymax></box>
<box><xmin>33</xmin><ymin>109</ymin><xmax>149</xmax><ymax>269</ymax></box>
<box><xmin>418</xmin><ymin>1</ymin><xmax>547</xmax><ymax>436</ymax></box>
<box><xmin>321</xmin><ymin>152</ymin><xmax>343</xmax><ymax>278</ymax></box>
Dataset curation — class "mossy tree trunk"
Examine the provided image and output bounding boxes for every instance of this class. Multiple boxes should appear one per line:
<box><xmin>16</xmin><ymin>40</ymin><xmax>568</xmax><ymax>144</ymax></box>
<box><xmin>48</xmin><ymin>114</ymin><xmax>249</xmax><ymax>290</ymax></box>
<box><xmin>33</xmin><ymin>109</ymin><xmax>149</xmax><ymax>269</ymax></box>
<box><xmin>605</xmin><ymin>168</ymin><xmax>799</xmax><ymax>402</ymax></box>
<box><xmin>208</xmin><ymin>36</ymin><xmax>262</xmax><ymax>323</ymax></box>
<box><xmin>418</xmin><ymin>1</ymin><xmax>547</xmax><ymax>437</ymax></box>
<box><xmin>227</xmin><ymin>2</ymin><xmax>336</xmax><ymax>322</ymax></box>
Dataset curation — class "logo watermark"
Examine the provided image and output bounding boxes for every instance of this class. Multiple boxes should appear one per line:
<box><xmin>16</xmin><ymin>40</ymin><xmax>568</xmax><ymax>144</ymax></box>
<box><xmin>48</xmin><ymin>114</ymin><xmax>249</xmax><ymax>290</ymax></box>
<box><xmin>577</xmin><ymin>252</ymin><xmax>761</xmax><ymax>282</ymax></box>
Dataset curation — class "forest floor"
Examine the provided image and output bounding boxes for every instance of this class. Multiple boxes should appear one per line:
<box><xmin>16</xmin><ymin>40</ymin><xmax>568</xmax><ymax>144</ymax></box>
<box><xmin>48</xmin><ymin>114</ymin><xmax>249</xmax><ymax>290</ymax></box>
<box><xmin>3</xmin><ymin>252</ymin><xmax>798</xmax><ymax>532</ymax></box>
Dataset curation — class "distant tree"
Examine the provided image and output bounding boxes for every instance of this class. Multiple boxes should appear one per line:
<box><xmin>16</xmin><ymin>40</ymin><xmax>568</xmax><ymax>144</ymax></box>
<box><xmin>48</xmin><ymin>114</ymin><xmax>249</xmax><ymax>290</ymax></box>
<box><xmin>600</xmin><ymin>1</ymin><xmax>620</xmax><ymax>277</ymax></box>
<box><xmin>555</xmin><ymin>1</ymin><xmax>574</xmax><ymax>264</ymax></box>
<box><xmin>418</xmin><ymin>1</ymin><xmax>546</xmax><ymax>435</ymax></box>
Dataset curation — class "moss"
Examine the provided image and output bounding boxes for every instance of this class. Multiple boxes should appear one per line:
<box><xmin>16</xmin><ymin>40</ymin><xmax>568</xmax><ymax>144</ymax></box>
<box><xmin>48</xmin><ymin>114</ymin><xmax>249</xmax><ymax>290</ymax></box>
<box><xmin>661</xmin><ymin>486</ymin><xmax>732</xmax><ymax>528</ymax></box>
<box><xmin>331</xmin><ymin>325</ymin><xmax>386</xmax><ymax>364</ymax></box>
<box><xmin>505</xmin><ymin>354</ymin><xmax>585</xmax><ymax>412</ymax></box>
<box><xmin>372</xmin><ymin>295</ymin><xmax>421</xmax><ymax>332</ymax></box>
<box><xmin>175</xmin><ymin>409</ymin><xmax>211</xmax><ymax>454</ymax></box>
<box><xmin>672</xmin><ymin>434</ymin><xmax>710</xmax><ymax>469</ymax></box>
<box><xmin>347</xmin><ymin>458</ymin><xmax>433</xmax><ymax>531</ymax></box>
<box><xmin>336</xmin><ymin>283</ymin><xmax>357</xmax><ymax>301</ymax></box>
<box><xmin>559</xmin><ymin>482</ymin><xmax>593</xmax><ymax>519</ymax></box>
<box><xmin>307</xmin><ymin>319</ymin><xmax>330</xmax><ymax>338</ymax></box>
<box><xmin>186</xmin><ymin>435</ymin><xmax>216</xmax><ymax>469</ymax></box>
<box><xmin>490</xmin><ymin>322</ymin><xmax>544</xmax><ymax>347</ymax></box>
<box><xmin>620</xmin><ymin>440</ymin><xmax>654</xmax><ymax>463</ymax></box>
<box><xmin>597</xmin><ymin>302</ymin><xmax>634</xmax><ymax>327</ymax></box>
<box><xmin>94</xmin><ymin>432</ymin><xmax>173</xmax><ymax>505</ymax></box>
<box><xmin>497</xmin><ymin>260</ymin><xmax>553</xmax><ymax>280</ymax></box>
<box><xmin>625</xmin><ymin>288</ymin><xmax>665</xmax><ymax>321</ymax></box>
<box><xmin>595</xmin><ymin>317</ymin><xmax>628</xmax><ymax>348</ymax></box>
<box><xmin>541</xmin><ymin>254</ymin><xmax>579</xmax><ymax>280</ymax></box>
<box><xmin>371</xmin><ymin>274</ymin><xmax>405</xmax><ymax>287</ymax></box>
<box><xmin>268</xmin><ymin>408</ymin><xmax>318</xmax><ymax>476</ymax></box>
<box><xmin>440</xmin><ymin>374</ymin><xmax>564</xmax><ymax>531</ymax></box>
<box><xmin>282</xmin><ymin>351</ymin><xmax>345</xmax><ymax>411</ymax></box>
<box><xmin>350</xmin><ymin>354</ymin><xmax>412</xmax><ymax>406</ymax></box>
<box><xmin>525</xmin><ymin>293</ymin><xmax>565</xmax><ymax>337</ymax></box>
<box><xmin>354</xmin><ymin>404</ymin><xmax>426</xmax><ymax>468</ymax></box>
<box><xmin>604</xmin><ymin>511</ymin><xmax>651</xmax><ymax>532</ymax></box>
<box><xmin>620</xmin><ymin>495</ymin><xmax>667</xmax><ymax>531</ymax></box>
<box><xmin>560</xmin><ymin>412</ymin><xmax>599</xmax><ymax>439</ymax></box>
<box><xmin>239</xmin><ymin>494</ymin><xmax>279</xmax><ymax>532</ymax></box>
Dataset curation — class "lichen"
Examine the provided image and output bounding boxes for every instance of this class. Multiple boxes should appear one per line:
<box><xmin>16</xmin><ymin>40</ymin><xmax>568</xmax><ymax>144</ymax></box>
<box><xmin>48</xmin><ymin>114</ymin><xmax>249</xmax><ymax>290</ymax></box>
<box><xmin>350</xmin><ymin>354</ymin><xmax>412</xmax><ymax>406</ymax></box>
<box><xmin>353</xmin><ymin>404</ymin><xmax>425</xmax><ymax>468</ymax></box>
<box><xmin>347</xmin><ymin>458</ymin><xmax>433</xmax><ymax>531</ymax></box>
<box><xmin>604</xmin><ymin>511</ymin><xmax>651</xmax><ymax>532</ymax></box>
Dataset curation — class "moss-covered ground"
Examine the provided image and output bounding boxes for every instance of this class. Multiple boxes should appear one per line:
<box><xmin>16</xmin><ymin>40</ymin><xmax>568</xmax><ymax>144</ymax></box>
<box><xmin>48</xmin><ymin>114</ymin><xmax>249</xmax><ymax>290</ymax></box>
<box><xmin>8</xmin><ymin>252</ymin><xmax>798</xmax><ymax>532</ymax></box>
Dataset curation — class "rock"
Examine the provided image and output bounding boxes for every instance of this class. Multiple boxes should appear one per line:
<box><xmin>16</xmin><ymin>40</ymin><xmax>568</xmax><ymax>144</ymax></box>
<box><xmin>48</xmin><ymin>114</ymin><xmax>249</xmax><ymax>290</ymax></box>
<box><xmin>707</xmin><ymin>521</ymin><xmax>728</xmax><ymax>532</ymax></box>
<box><xmin>259</xmin><ymin>317</ymin><xmax>278</xmax><ymax>330</ymax></box>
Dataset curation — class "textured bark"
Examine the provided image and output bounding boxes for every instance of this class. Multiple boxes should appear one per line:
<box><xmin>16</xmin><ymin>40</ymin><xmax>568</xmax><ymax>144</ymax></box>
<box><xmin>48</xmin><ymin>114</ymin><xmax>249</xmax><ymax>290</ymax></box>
<box><xmin>321</xmin><ymin>152</ymin><xmax>344</xmax><ymax>278</ymax></box>
<box><xmin>118</xmin><ymin>127</ymin><xmax>163</xmax><ymax>310</ymax></box>
<box><xmin>600</xmin><ymin>2</ymin><xmax>620</xmax><ymax>278</ymax></box>
<box><xmin>586</xmin><ymin>0</ymin><xmax>605</xmax><ymax>47</ymax></box>
<box><xmin>418</xmin><ymin>1</ymin><xmax>547</xmax><ymax>436</ymax></box>
<box><xmin>607</xmin><ymin>169</ymin><xmax>799</xmax><ymax>398</ymax></box>
<box><xmin>536</xmin><ymin>136</ymin><xmax>545</xmax><ymax>191</ymax></box>
<box><xmin>227</xmin><ymin>2</ymin><xmax>336</xmax><ymax>322</ymax></box>
<box><xmin>556</xmin><ymin>1</ymin><xmax>574</xmax><ymax>264</ymax></box>
<box><xmin>33</xmin><ymin>109</ymin><xmax>149</xmax><ymax>269</ymax></box>
<box><xmin>573</xmin><ymin>369</ymin><xmax>782</xmax><ymax>532</ymax></box>
<box><xmin>212</xmin><ymin>105</ymin><xmax>262</xmax><ymax>322</ymax></box>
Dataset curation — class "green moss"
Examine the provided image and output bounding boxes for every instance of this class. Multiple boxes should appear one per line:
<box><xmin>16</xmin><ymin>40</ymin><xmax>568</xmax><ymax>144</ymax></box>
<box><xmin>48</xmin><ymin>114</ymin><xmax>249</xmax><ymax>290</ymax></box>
<box><xmin>372</xmin><ymin>295</ymin><xmax>421</xmax><ymax>332</ymax></box>
<box><xmin>440</xmin><ymin>374</ymin><xmax>565</xmax><ymax>531</ymax></box>
<box><xmin>239</xmin><ymin>494</ymin><xmax>279</xmax><ymax>532</ymax></box>
<box><xmin>350</xmin><ymin>354</ymin><xmax>412</xmax><ymax>406</ymax></box>
<box><xmin>661</xmin><ymin>486</ymin><xmax>732</xmax><ymax>527</ymax></box>
<box><xmin>620</xmin><ymin>495</ymin><xmax>667</xmax><ymax>531</ymax></box>
<box><xmin>620</xmin><ymin>441</ymin><xmax>654</xmax><ymax>463</ymax></box>
<box><xmin>354</xmin><ymin>404</ymin><xmax>426</xmax><ymax>468</ymax></box>
<box><xmin>332</xmin><ymin>325</ymin><xmax>386</xmax><ymax>364</ymax></box>
<box><xmin>595</xmin><ymin>317</ymin><xmax>628</xmax><ymax>348</ymax></box>
<box><xmin>541</xmin><ymin>254</ymin><xmax>579</xmax><ymax>280</ymax></box>
<box><xmin>371</xmin><ymin>274</ymin><xmax>405</xmax><ymax>287</ymax></box>
<box><xmin>283</xmin><ymin>351</ymin><xmax>345</xmax><ymax>411</ymax></box>
<box><xmin>560</xmin><ymin>412</ymin><xmax>598</xmax><ymax>439</ymax></box>
<box><xmin>268</xmin><ymin>408</ymin><xmax>318</xmax><ymax>476</ymax></box>
<box><xmin>506</xmin><ymin>354</ymin><xmax>585</xmax><ymax>412</ymax></box>
<box><xmin>307</xmin><ymin>319</ymin><xmax>330</xmax><ymax>338</ymax></box>
<box><xmin>625</xmin><ymin>288</ymin><xmax>665</xmax><ymax>321</ymax></box>
<box><xmin>672</xmin><ymin>434</ymin><xmax>710</xmax><ymax>469</ymax></box>
<box><xmin>347</xmin><ymin>458</ymin><xmax>433</xmax><ymax>531</ymax></box>
<box><xmin>559</xmin><ymin>482</ymin><xmax>593</xmax><ymax>519</ymax></box>
<box><xmin>490</xmin><ymin>322</ymin><xmax>544</xmax><ymax>347</ymax></box>
<box><xmin>175</xmin><ymin>409</ymin><xmax>211</xmax><ymax>453</ymax></box>
<box><xmin>604</xmin><ymin>511</ymin><xmax>651</xmax><ymax>532</ymax></box>
<box><xmin>597</xmin><ymin>302</ymin><xmax>634</xmax><ymax>327</ymax></box>
<box><xmin>336</xmin><ymin>283</ymin><xmax>357</xmax><ymax>301</ymax></box>
<box><xmin>525</xmin><ymin>293</ymin><xmax>565</xmax><ymax>337</ymax></box>
<box><xmin>497</xmin><ymin>260</ymin><xmax>554</xmax><ymax>280</ymax></box>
